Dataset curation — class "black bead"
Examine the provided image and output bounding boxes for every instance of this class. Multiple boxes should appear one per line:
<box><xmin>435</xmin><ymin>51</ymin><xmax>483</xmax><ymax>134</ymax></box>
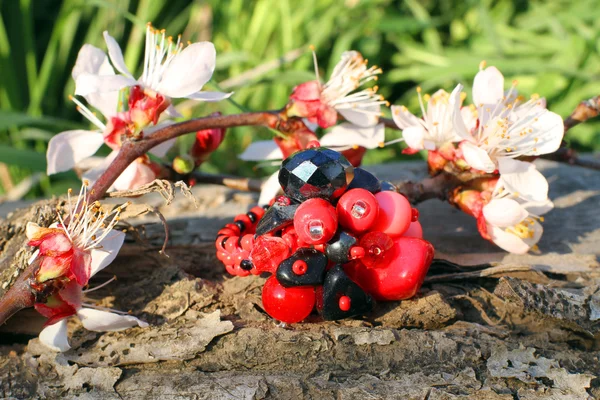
<box><xmin>234</xmin><ymin>220</ymin><xmax>246</xmax><ymax>233</ymax></box>
<box><xmin>247</xmin><ymin>211</ymin><xmax>258</xmax><ymax>223</ymax></box>
<box><xmin>276</xmin><ymin>248</ymin><xmax>328</xmax><ymax>287</ymax></box>
<box><xmin>347</xmin><ymin>167</ymin><xmax>381</xmax><ymax>193</ymax></box>
<box><xmin>321</xmin><ymin>265</ymin><xmax>373</xmax><ymax>321</ymax></box>
<box><xmin>255</xmin><ymin>203</ymin><xmax>299</xmax><ymax>236</ymax></box>
<box><xmin>380</xmin><ymin>181</ymin><xmax>397</xmax><ymax>192</ymax></box>
<box><xmin>325</xmin><ymin>231</ymin><xmax>357</xmax><ymax>264</ymax></box>
<box><xmin>240</xmin><ymin>259</ymin><xmax>253</xmax><ymax>271</ymax></box>
<box><xmin>279</xmin><ymin>148</ymin><xmax>354</xmax><ymax>202</ymax></box>
<box><xmin>220</xmin><ymin>236</ymin><xmax>228</xmax><ymax>248</ymax></box>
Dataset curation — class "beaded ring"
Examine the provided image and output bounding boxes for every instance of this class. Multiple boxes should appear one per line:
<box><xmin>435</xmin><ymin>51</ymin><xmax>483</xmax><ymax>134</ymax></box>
<box><xmin>215</xmin><ymin>146</ymin><xmax>435</xmax><ymax>323</ymax></box>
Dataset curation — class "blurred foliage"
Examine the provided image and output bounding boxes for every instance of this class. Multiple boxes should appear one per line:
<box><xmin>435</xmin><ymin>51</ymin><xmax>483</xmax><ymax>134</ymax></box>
<box><xmin>0</xmin><ymin>0</ymin><xmax>599</xmax><ymax>198</ymax></box>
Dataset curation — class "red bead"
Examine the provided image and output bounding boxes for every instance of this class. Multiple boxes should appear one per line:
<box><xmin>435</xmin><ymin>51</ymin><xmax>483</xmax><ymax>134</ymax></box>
<box><xmin>240</xmin><ymin>234</ymin><xmax>254</xmax><ymax>251</ymax></box>
<box><xmin>349</xmin><ymin>246</ymin><xmax>365</xmax><ymax>259</ymax></box>
<box><xmin>306</xmin><ymin>140</ymin><xmax>321</xmax><ymax>149</ymax></box>
<box><xmin>370</xmin><ymin>191</ymin><xmax>411</xmax><ymax>238</ymax></box>
<box><xmin>225</xmin><ymin>236</ymin><xmax>239</xmax><ymax>252</ymax></box>
<box><xmin>344</xmin><ymin>237</ymin><xmax>434</xmax><ymax>301</ymax></box>
<box><xmin>235</xmin><ymin>214</ymin><xmax>252</xmax><ymax>229</ymax></box>
<box><xmin>293</xmin><ymin>198</ymin><xmax>337</xmax><ymax>245</ymax></box>
<box><xmin>358</xmin><ymin>231</ymin><xmax>395</xmax><ymax>269</ymax></box>
<box><xmin>250</xmin><ymin>206</ymin><xmax>265</xmax><ymax>219</ymax></box>
<box><xmin>336</xmin><ymin>189</ymin><xmax>379</xmax><ymax>233</ymax></box>
<box><xmin>411</xmin><ymin>208</ymin><xmax>420</xmax><ymax>222</ymax></box>
<box><xmin>339</xmin><ymin>295</ymin><xmax>351</xmax><ymax>311</ymax></box>
<box><xmin>224</xmin><ymin>223</ymin><xmax>241</xmax><ymax>235</ymax></box>
<box><xmin>249</xmin><ymin>236</ymin><xmax>291</xmax><ymax>274</ymax></box>
<box><xmin>261</xmin><ymin>276</ymin><xmax>315</xmax><ymax>323</ymax></box>
<box><xmin>275</xmin><ymin>196</ymin><xmax>291</xmax><ymax>206</ymax></box>
<box><xmin>403</xmin><ymin>220</ymin><xmax>423</xmax><ymax>239</ymax></box>
<box><xmin>292</xmin><ymin>260</ymin><xmax>308</xmax><ymax>275</ymax></box>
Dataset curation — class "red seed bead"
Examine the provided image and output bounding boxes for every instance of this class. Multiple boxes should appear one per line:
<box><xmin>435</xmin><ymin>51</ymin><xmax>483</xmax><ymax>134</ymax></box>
<box><xmin>234</xmin><ymin>214</ymin><xmax>252</xmax><ymax>229</ymax></box>
<box><xmin>240</xmin><ymin>234</ymin><xmax>255</xmax><ymax>251</ymax></box>
<box><xmin>411</xmin><ymin>208</ymin><xmax>420</xmax><ymax>222</ymax></box>
<box><xmin>293</xmin><ymin>198</ymin><xmax>337</xmax><ymax>245</ymax></box>
<box><xmin>292</xmin><ymin>260</ymin><xmax>308</xmax><ymax>275</ymax></box>
<box><xmin>339</xmin><ymin>295</ymin><xmax>351</xmax><ymax>311</ymax></box>
<box><xmin>261</xmin><ymin>276</ymin><xmax>315</xmax><ymax>324</ymax></box>
<box><xmin>225</xmin><ymin>264</ymin><xmax>236</xmax><ymax>275</ymax></box>
<box><xmin>275</xmin><ymin>195</ymin><xmax>291</xmax><ymax>206</ymax></box>
<box><xmin>224</xmin><ymin>223</ymin><xmax>241</xmax><ymax>235</ymax></box>
<box><xmin>349</xmin><ymin>246</ymin><xmax>365</xmax><ymax>259</ymax></box>
<box><xmin>336</xmin><ymin>189</ymin><xmax>379</xmax><ymax>233</ymax></box>
<box><xmin>225</xmin><ymin>237</ymin><xmax>239</xmax><ymax>252</ymax></box>
<box><xmin>370</xmin><ymin>191</ymin><xmax>412</xmax><ymax>238</ymax></box>
<box><xmin>250</xmin><ymin>206</ymin><xmax>266</xmax><ymax>219</ymax></box>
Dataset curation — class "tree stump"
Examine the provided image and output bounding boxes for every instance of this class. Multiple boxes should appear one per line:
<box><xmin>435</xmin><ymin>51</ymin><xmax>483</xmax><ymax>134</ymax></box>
<box><xmin>1</xmin><ymin>159</ymin><xmax>599</xmax><ymax>399</ymax></box>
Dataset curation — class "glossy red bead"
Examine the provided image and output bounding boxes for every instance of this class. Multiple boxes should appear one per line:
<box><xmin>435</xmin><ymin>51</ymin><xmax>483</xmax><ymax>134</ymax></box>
<box><xmin>358</xmin><ymin>231</ymin><xmax>395</xmax><ymax>269</ymax></box>
<box><xmin>349</xmin><ymin>246</ymin><xmax>365</xmax><ymax>259</ymax></box>
<box><xmin>292</xmin><ymin>260</ymin><xmax>308</xmax><ymax>275</ymax></box>
<box><xmin>240</xmin><ymin>234</ymin><xmax>255</xmax><ymax>251</ymax></box>
<box><xmin>344</xmin><ymin>237</ymin><xmax>434</xmax><ymax>301</ymax></box>
<box><xmin>250</xmin><ymin>206</ymin><xmax>266</xmax><ymax>219</ymax></box>
<box><xmin>293</xmin><ymin>198</ymin><xmax>337</xmax><ymax>245</ymax></box>
<box><xmin>261</xmin><ymin>276</ymin><xmax>315</xmax><ymax>323</ymax></box>
<box><xmin>249</xmin><ymin>236</ymin><xmax>290</xmax><ymax>274</ymax></box>
<box><xmin>339</xmin><ymin>295</ymin><xmax>351</xmax><ymax>311</ymax></box>
<box><xmin>336</xmin><ymin>189</ymin><xmax>379</xmax><ymax>233</ymax></box>
<box><xmin>370</xmin><ymin>191</ymin><xmax>412</xmax><ymax>238</ymax></box>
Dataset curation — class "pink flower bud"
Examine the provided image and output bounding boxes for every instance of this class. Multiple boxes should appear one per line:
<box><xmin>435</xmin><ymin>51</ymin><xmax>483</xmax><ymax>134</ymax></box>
<box><xmin>190</xmin><ymin>112</ymin><xmax>226</xmax><ymax>166</ymax></box>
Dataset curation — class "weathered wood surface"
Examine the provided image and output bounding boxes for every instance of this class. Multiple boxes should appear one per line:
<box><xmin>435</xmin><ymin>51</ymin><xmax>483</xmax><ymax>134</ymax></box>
<box><xmin>1</xmin><ymin>158</ymin><xmax>600</xmax><ymax>399</ymax></box>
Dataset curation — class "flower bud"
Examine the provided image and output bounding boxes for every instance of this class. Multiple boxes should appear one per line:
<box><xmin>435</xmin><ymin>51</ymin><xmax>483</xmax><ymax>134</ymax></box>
<box><xmin>172</xmin><ymin>155</ymin><xmax>196</xmax><ymax>175</ymax></box>
<box><xmin>190</xmin><ymin>112</ymin><xmax>226</xmax><ymax>166</ymax></box>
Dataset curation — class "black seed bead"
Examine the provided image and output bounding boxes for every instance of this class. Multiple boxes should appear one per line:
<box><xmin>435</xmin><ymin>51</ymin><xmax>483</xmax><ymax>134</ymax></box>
<box><xmin>240</xmin><ymin>260</ymin><xmax>254</xmax><ymax>271</ymax></box>
<box><xmin>247</xmin><ymin>211</ymin><xmax>258</xmax><ymax>223</ymax></box>
<box><xmin>220</xmin><ymin>236</ymin><xmax>228</xmax><ymax>248</ymax></box>
<box><xmin>234</xmin><ymin>220</ymin><xmax>246</xmax><ymax>232</ymax></box>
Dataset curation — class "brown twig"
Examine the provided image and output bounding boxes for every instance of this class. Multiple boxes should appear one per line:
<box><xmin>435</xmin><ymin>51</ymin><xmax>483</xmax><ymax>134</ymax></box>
<box><xmin>394</xmin><ymin>172</ymin><xmax>462</xmax><ymax>204</ymax></box>
<box><xmin>0</xmin><ymin>262</ymin><xmax>35</xmax><ymax>325</ymax></box>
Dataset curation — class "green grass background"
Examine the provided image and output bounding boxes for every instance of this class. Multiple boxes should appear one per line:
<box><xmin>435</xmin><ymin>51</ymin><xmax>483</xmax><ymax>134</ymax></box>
<box><xmin>0</xmin><ymin>0</ymin><xmax>599</xmax><ymax>198</ymax></box>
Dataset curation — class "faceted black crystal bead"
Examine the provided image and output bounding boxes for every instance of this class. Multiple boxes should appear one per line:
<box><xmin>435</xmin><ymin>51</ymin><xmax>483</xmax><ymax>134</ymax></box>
<box><xmin>255</xmin><ymin>203</ymin><xmax>299</xmax><ymax>236</ymax></box>
<box><xmin>276</xmin><ymin>248</ymin><xmax>327</xmax><ymax>287</ymax></box>
<box><xmin>347</xmin><ymin>167</ymin><xmax>381</xmax><ymax>193</ymax></box>
<box><xmin>380</xmin><ymin>181</ymin><xmax>398</xmax><ymax>192</ymax></box>
<box><xmin>321</xmin><ymin>265</ymin><xmax>373</xmax><ymax>321</ymax></box>
<box><xmin>325</xmin><ymin>231</ymin><xmax>357</xmax><ymax>264</ymax></box>
<box><xmin>279</xmin><ymin>148</ymin><xmax>354</xmax><ymax>202</ymax></box>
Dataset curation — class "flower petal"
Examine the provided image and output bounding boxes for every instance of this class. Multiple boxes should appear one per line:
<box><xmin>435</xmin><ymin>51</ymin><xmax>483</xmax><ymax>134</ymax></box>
<box><xmin>472</xmin><ymin>66</ymin><xmax>504</xmax><ymax>106</ymax></box>
<box><xmin>391</xmin><ymin>105</ymin><xmax>421</xmax><ymax>130</ymax></box>
<box><xmin>239</xmin><ymin>141</ymin><xmax>283</xmax><ymax>161</ymax></box>
<box><xmin>156</xmin><ymin>42</ymin><xmax>216</xmax><ymax>98</ymax></box>
<box><xmin>337</xmin><ymin>104</ymin><xmax>380</xmax><ymax>127</ymax></box>
<box><xmin>523</xmin><ymin>199</ymin><xmax>554</xmax><ymax>216</ymax></box>
<box><xmin>290</xmin><ymin>81</ymin><xmax>321</xmax><ymax>101</ymax></box>
<box><xmin>488</xmin><ymin>220</ymin><xmax>543</xmax><ymax>254</ymax></box>
<box><xmin>450</xmin><ymin>84</ymin><xmax>476</xmax><ymax>141</ymax></box>
<box><xmin>75</xmin><ymin>73</ymin><xmax>137</xmax><ymax>96</ymax></box>
<box><xmin>461</xmin><ymin>141</ymin><xmax>496</xmax><ymax>172</ymax></box>
<box><xmin>77</xmin><ymin>308</ymin><xmax>148</xmax><ymax>331</ymax></box>
<box><xmin>71</xmin><ymin>248</ymin><xmax>92</xmax><ymax>286</ymax></box>
<box><xmin>39</xmin><ymin>318</ymin><xmax>71</xmax><ymax>352</ymax></box>
<box><xmin>184</xmin><ymin>91</ymin><xmax>233</xmax><ymax>102</ymax></box>
<box><xmin>47</xmin><ymin>130</ymin><xmax>105</xmax><ymax>175</ymax></box>
<box><xmin>81</xmin><ymin>151</ymin><xmax>119</xmax><ymax>187</ymax></box>
<box><xmin>111</xmin><ymin>160</ymin><xmax>157</xmax><ymax>191</ymax></box>
<box><xmin>89</xmin><ymin>230</ymin><xmax>125</xmax><ymax>277</ymax></box>
<box><xmin>258</xmin><ymin>171</ymin><xmax>282</xmax><ymax>206</ymax></box>
<box><xmin>483</xmin><ymin>198</ymin><xmax>528</xmax><ymax>228</ymax></box>
<box><xmin>402</xmin><ymin>125</ymin><xmax>427</xmax><ymax>151</ymax></box>
<box><xmin>145</xmin><ymin>122</ymin><xmax>176</xmax><ymax>158</ymax></box>
<box><xmin>36</xmin><ymin>252</ymin><xmax>74</xmax><ymax>283</ymax></box>
<box><xmin>498</xmin><ymin>158</ymin><xmax>549</xmax><ymax>202</ymax></box>
<box><xmin>319</xmin><ymin>123</ymin><xmax>384</xmax><ymax>150</ymax></box>
<box><xmin>102</xmin><ymin>31</ymin><xmax>133</xmax><ymax>78</ymax></box>
<box><xmin>38</xmin><ymin>231</ymin><xmax>72</xmax><ymax>256</ymax></box>
<box><xmin>72</xmin><ymin>44</ymin><xmax>115</xmax><ymax>81</ymax></box>
<box><xmin>519</xmin><ymin>110</ymin><xmax>563</xmax><ymax>156</ymax></box>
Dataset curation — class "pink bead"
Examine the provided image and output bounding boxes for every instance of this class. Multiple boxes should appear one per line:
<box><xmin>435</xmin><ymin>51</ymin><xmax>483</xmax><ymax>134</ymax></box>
<box><xmin>370</xmin><ymin>191</ymin><xmax>411</xmax><ymax>238</ymax></box>
<box><xmin>336</xmin><ymin>189</ymin><xmax>379</xmax><ymax>233</ymax></box>
<box><xmin>403</xmin><ymin>220</ymin><xmax>423</xmax><ymax>239</ymax></box>
<box><xmin>293</xmin><ymin>198</ymin><xmax>337</xmax><ymax>245</ymax></box>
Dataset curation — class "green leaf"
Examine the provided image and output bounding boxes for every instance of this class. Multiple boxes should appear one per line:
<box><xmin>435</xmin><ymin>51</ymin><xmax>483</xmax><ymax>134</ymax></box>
<box><xmin>0</xmin><ymin>145</ymin><xmax>46</xmax><ymax>171</ymax></box>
